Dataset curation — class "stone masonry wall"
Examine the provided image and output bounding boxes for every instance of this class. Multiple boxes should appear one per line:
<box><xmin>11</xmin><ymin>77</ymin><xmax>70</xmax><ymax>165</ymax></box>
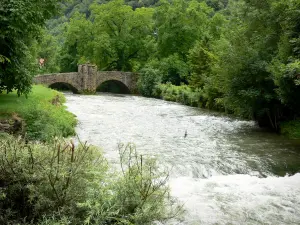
<box><xmin>34</xmin><ymin>64</ymin><xmax>137</xmax><ymax>93</ymax></box>
<box><xmin>34</xmin><ymin>72</ymin><xmax>81</xmax><ymax>91</ymax></box>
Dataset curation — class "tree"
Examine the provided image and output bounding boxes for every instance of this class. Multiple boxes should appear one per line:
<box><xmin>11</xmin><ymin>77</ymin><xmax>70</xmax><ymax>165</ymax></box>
<box><xmin>188</xmin><ymin>41</ymin><xmax>216</xmax><ymax>88</ymax></box>
<box><xmin>60</xmin><ymin>11</ymin><xmax>93</xmax><ymax>72</ymax></box>
<box><xmin>211</xmin><ymin>0</ymin><xmax>278</xmax><ymax>124</ymax></box>
<box><xmin>205</xmin><ymin>0</ymin><xmax>228</xmax><ymax>11</ymax></box>
<box><xmin>268</xmin><ymin>0</ymin><xmax>300</xmax><ymax>120</ymax></box>
<box><xmin>91</xmin><ymin>0</ymin><xmax>155</xmax><ymax>71</ymax></box>
<box><xmin>36</xmin><ymin>30</ymin><xmax>61</xmax><ymax>74</ymax></box>
<box><xmin>62</xmin><ymin>0</ymin><xmax>155</xmax><ymax>71</ymax></box>
<box><xmin>151</xmin><ymin>0</ymin><xmax>222</xmax><ymax>85</ymax></box>
<box><xmin>211</xmin><ymin>0</ymin><xmax>300</xmax><ymax>130</ymax></box>
<box><xmin>154</xmin><ymin>0</ymin><xmax>213</xmax><ymax>60</ymax></box>
<box><xmin>0</xmin><ymin>0</ymin><xmax>60</xmax><ymax>95</ymax></box>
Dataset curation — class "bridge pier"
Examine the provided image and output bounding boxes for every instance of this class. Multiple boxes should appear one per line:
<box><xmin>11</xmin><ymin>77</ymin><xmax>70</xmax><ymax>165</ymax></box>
<box><xmin>78</xmin><ymin>64</ymin><xmax>97</xmax><ymax>94</ymax></box>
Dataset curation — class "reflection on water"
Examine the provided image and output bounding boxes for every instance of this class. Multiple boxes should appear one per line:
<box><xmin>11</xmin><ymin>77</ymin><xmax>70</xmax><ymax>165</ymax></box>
<box><xmin>65</xmin><ymin>93</ymin><xmax>300</xmax><ymax>225</ymax></box>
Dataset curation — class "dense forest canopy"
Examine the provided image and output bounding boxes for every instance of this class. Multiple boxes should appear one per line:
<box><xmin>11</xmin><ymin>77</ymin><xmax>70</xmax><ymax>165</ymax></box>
<box><xmin>1</xmin><ymin>0</ymin><xmax>299</xmax><ymax>134</ymax></box>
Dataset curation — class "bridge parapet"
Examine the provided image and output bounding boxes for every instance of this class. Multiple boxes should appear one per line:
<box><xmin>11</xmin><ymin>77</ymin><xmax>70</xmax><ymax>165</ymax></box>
<box><xmin>33</xmin><ymin>64</ymin><xmax>137</xmax><ymax>94</ymax></box>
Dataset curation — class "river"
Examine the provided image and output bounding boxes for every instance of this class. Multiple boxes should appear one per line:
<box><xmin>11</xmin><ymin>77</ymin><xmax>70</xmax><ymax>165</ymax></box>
<box><xmin>65</xmin><ymin>93</ymin><xmax>300</xmax><ymax>225</ymax></box>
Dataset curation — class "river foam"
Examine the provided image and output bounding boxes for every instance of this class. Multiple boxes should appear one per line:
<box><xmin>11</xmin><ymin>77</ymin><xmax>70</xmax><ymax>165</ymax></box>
<box><xmin>65</xmin><ymin>93</ymin><xmax>300</xmax><ymax>224</ymax></box>
<box><xmin>170</xmin><ymin>173</ymin><xmax>300</xmax><ymax>224</ymax></box>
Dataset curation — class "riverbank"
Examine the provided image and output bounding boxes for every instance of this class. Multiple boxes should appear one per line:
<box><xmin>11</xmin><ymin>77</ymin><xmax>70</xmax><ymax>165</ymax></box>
<box><xmin>0</xmin><ymin>87</ymin><xmax>180</xmax><ymax>224</ymax></box>
<box><xmin>0</xmin><ymin>85</ymin><xmax>76</xmax><ymax>141</ymax></box>
<box><xmin>151</xmin><ymin>83</ymin><xmax>300</xmax><ymax>140</ymax></box>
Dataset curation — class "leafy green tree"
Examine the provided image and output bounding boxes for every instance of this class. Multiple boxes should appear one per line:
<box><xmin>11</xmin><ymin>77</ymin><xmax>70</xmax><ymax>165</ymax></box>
<box><xmin>37</xmin><ymin>30</ymin><xmax>61</xmax><ymax>74</ymax></box>
<box><xmin>159</xmin><ymin>54</ymin><xmax>190</xmax><ymax>85</ymax></box>
<box><xmin>186</xmin><ymin>11</ymin><xmax>226</xmax><ymax>108</ymax></box>
<box><xmin>62</xmin><ymin>0</ymin><xmax>155</xmax><ymax>71</ymax></box>
<box><xmin>60</xmin><ymin>11</ymin><xmax>93</xmax><ymax>72</ymax></box>
<box><xmin>0</xmin><ymin>0</ymin><xmax>60</xmax><ymax>95</ymax></box>
<box><xmin>152</xmin><ymin>0</ymin><xmax>221</xmax><ymax>85</ymax></box>
<box><xmin>210</xmin><ymin>1</ymin><xmax>275</xmax><ymax>126</ymax></box>
<box><xmin>90</xmin><ymin>0</ymin><xmax>155</xmax><ymax>71</ymax></box>
<box><xmin>154</xmin><ymin>0</ymin><xmax>212</xmax><ymax>60</ymax></box>
<box><xmin>138</xmin><ymin>63</ymin><xmax>162</xmax><ymax>97</ymax></box>
<box><xmin>125</xmin><ymin>0</ymin><xmax>160</xmax><ymax>9</ymax></box>
<box><xmin>268</xmin><ymin>0</ymin><xmax>300</xmax><ymax>118</ymax></box>
<box><xmin>188</xmin><ymin>41</ymin><xmax>216</xmax><ymax>88</ymax></box>
<box><xmin>210</xmin><ymin>0</ymin><xmax>300</xmax><ymax>130</ymax></box>
<box><xmin>205</xmin><ymin>0</ymin><xmax>228</xmax><ymax>11</ymax></box>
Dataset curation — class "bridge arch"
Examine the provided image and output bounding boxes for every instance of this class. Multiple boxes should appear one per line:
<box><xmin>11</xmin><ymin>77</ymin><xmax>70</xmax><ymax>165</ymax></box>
<box><xmin>96</xmin><ymin>80</ymin><xmax>130</xmax><ymax>94</ymax></box>
<box><xmin>49</xmin><ymin>82</ymin><xmax>79</xmax><ymax>94</ymax></box>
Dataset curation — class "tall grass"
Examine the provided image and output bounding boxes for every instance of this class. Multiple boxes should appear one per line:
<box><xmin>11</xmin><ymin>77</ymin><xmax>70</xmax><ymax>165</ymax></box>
<box><xmin>0</xmin><ymin>136</ymin><xmax>182</xmax><ymax>224</ymax></box>
<box><xmin>0</xmin><ymin>85</ymin><xmax>76</xmax><ymax>141</ymax></box>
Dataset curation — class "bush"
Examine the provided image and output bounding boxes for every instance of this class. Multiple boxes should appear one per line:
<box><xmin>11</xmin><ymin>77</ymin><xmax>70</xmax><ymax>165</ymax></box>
<box><xmin>280</xmin><ymin>120</ymin><xmax>300</xmax><ymax>139</ymax></box>
<box><xmin>23</xmin><ymin>99</ymin><xmax>77</xmax><ymax>142</ymax></box>
<box><xmin>154</xmin><ymin>83</ymin><xmax>201</xmax><ymax>106</ymax></box>
<box><xmin>158</xmin><ymin>55</ymin><xmax>189</xmax><ymax>86</ymax></box>
<box><xmin>138</xmin><ymin>67</ymin><xmax>161</xmax><ymax>97</ymax></box>
<box><xmin>153</xmin><ymin>82</ymin><xmax>225</xmax><ymax>111</ymax></box>
<box><xmin>0</xmin><ymin>136</ymin><xmax>182</xmax><ymax>225</ymax></box>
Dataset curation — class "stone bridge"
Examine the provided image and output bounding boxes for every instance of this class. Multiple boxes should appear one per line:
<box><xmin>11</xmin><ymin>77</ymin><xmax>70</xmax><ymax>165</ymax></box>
<box><xmin>33</xmin><ymin>64</ymin><xmax>138</xmax><ymax>94</ymax></box>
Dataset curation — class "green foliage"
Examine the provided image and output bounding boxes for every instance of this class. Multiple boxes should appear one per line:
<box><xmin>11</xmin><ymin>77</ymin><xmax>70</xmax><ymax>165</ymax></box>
<box><xmin>37</xmin><ymin>30</ymin><xmax>61</xmax><ymax>74</ymax></box>
<box><xmin>0</xmin><ymin>55</ymin><xmax>10</xmax><ymax>64</ymax></box>
<box><xmin>125</xmin><ymin>0</ymin><xmax>159</xmax><ymax>9</ymax></box>
<box><xmin>154</xmin><ymin>0</ymin><xmax>212</xmax><ymax>59</ymax></box>
<box><xmin>23</xmin><ymin>99</ymin><xmax>77</xmax><ymax>141</ymax></box>
<box><xmin>205</xmin><ymin>0</ymin><xmax>228</xmax><ymax>11</ymax></box>
<box><xmin>115</xmin><ymin>143</ymin><xmax>180</xmax><ymax>224</ymax></box>
<box><xmin>138</xmin><ymin>55</ymin><xmax>190</xmax><ymax>90</ymax></box>
<box><xmin>0</xmin><ymin>137</ymin><xmax>182</xmax><ymax>224</ymax></box>
<box><xmin>0</xmin><ymin>0</ymin><xmax>60</xmax><ymax>95</ymax></box>
<box><xmin>212</xmin><ymin>0</ymin><xmax>276</xmax><ymax>119</ymax></box>
<box><xmin>188</xmin><ymin>41</ymin><xmax>217</xmax><ymax>88</ymax></box>
<box><xmin>61</xmin><ymin>11</ymin><xmax>93</xmax><ymax>71</ymax></box>
<box><xmin>58</xmin><ymin>0</ymin><xmax>158</xmax><ymax>20</ymax></box>
<box><xmin>158</xmin><ymin>54</ymin><xmax>189</xmax><ymax>85</ymax></box>
<box><xmin>154</xmin><ymin>83</ymin><xmax>201</xmax><ymax>107</ymax></box>
<box><xmin>0</xmin><ymin>85</ymin><xmax>76</xmax><ymax>141</ymax></box>
<box><xmin>281</xmin><ymin>120</ymin><xmax>300</xmax><ymax>139</ymax></box>
<box><xmin>138</xmin><ymin>65</ymin><xmax>161</xmax><ymax>97</ymax></box>
<box><xmin>59</xmin><ymin>43</ymin><xmax>79</xmax><ymax>73</ymax></box>
<box><xmin>207</xmin><ymin>0</ymin><xmax>300</xmax><ymax>130</ymax></box>
<box><xmin>269</xmin><ymin>60</ymin><xmax>300</xmax><ymax>112</ymax></box>
<box><xmin>0</xmin><ymin>136</ymin><xmax>107</xmax><ymax>224</ymax></box>
<box><xmin>42</xmin><ymin>0</ymin><xmax>300</xmax><ymax>136</ymax></box>
<box><xmin>62</xmin><ymin>0</ymin><xmax>155</xmax><ymax>72</ymax></box>
<box><xmin>81</xmin><ymin>143</ymin><xmax>182</xmax><ymax>225</ymax></box>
